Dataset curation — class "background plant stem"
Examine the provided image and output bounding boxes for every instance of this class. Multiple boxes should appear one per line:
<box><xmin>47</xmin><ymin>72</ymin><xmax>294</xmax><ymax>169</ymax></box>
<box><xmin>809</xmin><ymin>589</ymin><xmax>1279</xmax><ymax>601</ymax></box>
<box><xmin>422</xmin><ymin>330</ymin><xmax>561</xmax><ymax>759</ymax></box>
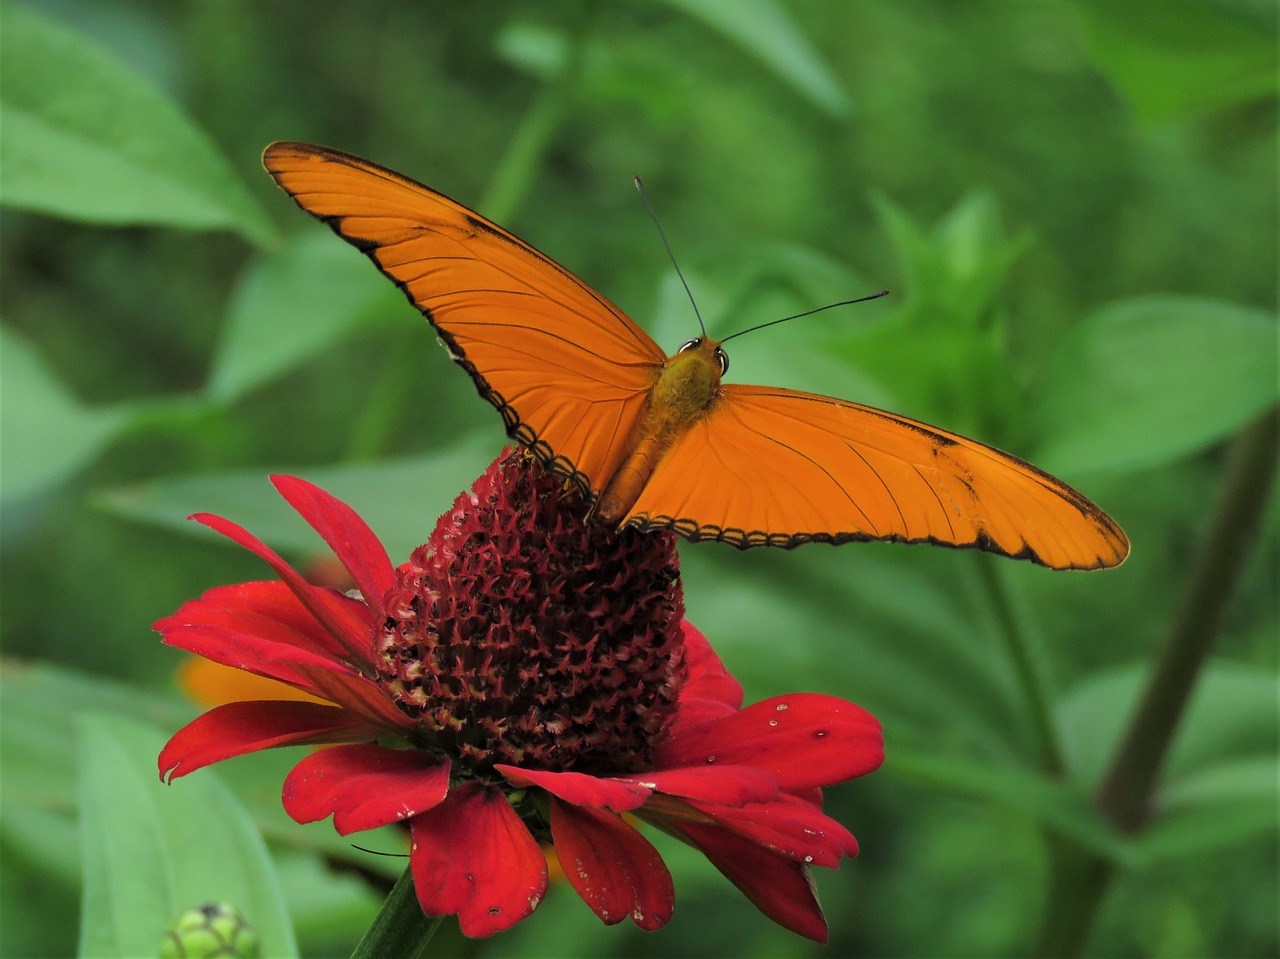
<box><xmin>349</xmin><ymin>6</ymin><xmax>594</xmax><ymax>462</ymax></box>
<box><xmin>479</xmin><ymin>1</ymin><xmax>594</xmax><ymax>223</ymax></box>
<box><xmin>1095</xmin><ymin>406</ymin><xmax>1279</xmax><ymax>827</ymax></box>
<box><xmin>978</xmin><ymin>557</ymin><xmax>1065</xmax><ymax>775</ymax></box>
<box><xmin>1036</xmin><ymin>405</ymin><xmax>1279</xmax><ymax>956</ymax></box>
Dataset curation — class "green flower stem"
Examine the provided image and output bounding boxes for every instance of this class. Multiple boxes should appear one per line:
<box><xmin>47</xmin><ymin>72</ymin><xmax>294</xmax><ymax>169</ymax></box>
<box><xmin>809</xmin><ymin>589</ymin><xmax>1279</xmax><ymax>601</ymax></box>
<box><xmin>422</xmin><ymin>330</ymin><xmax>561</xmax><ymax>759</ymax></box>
<box><xmin>350</xmin><ymin>866</ymin><xmax>444</xmax><ymax>959</ymax></box>
<box><xmin>479</xmin><ymin>1</ymin><xmax>596</xmax><ymax>223</ymax></box>
<box><xmin>977</xmin><ymin>556</ymin><xmax>1065</xmax><ymax>775</ymax></box>
<box><xmin>479</xmin><ymin>87</ymin><xmax>570</xmax><ymax>227</ymax></box>
<box><xmin>1035</xmin><ymin>404</ymin><xmax>1279</xmax><ymax>956</ymax></box>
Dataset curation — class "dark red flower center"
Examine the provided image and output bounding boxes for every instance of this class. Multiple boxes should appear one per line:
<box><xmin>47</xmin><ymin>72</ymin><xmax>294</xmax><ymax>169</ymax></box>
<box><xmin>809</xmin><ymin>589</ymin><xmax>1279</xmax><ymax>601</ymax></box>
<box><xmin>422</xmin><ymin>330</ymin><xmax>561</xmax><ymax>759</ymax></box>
<box><xmin>375</xmin><ymin>453</ymin><xmax>687</xmax><ymax>776</ymax></box>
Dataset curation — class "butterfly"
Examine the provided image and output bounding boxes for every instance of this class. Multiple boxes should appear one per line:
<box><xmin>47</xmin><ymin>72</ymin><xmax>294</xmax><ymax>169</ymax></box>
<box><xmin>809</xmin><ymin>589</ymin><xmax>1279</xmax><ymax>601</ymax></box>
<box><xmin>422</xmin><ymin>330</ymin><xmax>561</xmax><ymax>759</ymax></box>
<box><xmin>263</xmin><ymin>142</ymin><xmax>1128</xmax><ymax>570</ymax></box>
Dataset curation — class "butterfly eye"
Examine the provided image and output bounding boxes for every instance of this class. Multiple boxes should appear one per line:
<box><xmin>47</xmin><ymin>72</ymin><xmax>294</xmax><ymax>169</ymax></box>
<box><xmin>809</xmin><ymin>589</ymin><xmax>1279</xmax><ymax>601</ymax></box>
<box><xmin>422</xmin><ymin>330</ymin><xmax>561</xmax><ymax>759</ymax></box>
<box><xmin>715</xmin><ymin>347</ymin><xmax>729</xmax><ymax>376</ymax></box>
<box><xmin>678</xmin><ymin>338</ymin><xmax>702</xmax><ymax>354</ymax></box>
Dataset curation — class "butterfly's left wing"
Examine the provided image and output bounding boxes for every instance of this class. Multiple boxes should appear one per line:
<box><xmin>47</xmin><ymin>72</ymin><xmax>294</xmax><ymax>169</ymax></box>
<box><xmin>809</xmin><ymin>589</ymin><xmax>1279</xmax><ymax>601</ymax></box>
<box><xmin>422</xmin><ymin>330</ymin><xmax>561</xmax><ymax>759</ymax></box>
<box><xmin>262</xmin><ymin>141</ymin><xmax>666</xmax><ymax>500</ymax></box>
<box><xmin>623</xmin><ymin>384</ymin><xmax>1129</xmax><ymax>570</ymax></box>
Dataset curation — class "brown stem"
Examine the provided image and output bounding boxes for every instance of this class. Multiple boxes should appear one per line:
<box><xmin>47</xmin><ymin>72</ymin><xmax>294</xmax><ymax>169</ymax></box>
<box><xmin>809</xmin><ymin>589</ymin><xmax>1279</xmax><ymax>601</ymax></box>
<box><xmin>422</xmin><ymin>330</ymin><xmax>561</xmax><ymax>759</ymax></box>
<box><xmin>1035</xmin><ymin>404</ymin><xmax>1278</xmax><ymax>956</ymax></box>
<box><xmin>1096</xmin><ymin>405</ymin><xmax>1278</xmax><ymax>829</ymax></box>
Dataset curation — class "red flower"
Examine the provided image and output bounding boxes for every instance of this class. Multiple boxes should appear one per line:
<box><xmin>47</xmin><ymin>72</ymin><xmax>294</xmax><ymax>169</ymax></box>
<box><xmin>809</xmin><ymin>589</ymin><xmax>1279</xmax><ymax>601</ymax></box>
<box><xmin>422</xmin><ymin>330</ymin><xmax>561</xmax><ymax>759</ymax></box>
<box><xmin>158</xmin><ymin>453</ymin><xmax>883</xmax><ymax>941</ymax></box>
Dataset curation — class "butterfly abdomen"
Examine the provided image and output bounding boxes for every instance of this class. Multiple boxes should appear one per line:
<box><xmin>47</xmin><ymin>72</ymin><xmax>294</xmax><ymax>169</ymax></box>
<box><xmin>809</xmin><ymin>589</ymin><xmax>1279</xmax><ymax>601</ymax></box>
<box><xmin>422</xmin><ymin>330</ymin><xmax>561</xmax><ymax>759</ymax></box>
<box><xmin>595</xmin><ymin>343</ymin><xmax>723</xmax><ymax>525</ymax></box>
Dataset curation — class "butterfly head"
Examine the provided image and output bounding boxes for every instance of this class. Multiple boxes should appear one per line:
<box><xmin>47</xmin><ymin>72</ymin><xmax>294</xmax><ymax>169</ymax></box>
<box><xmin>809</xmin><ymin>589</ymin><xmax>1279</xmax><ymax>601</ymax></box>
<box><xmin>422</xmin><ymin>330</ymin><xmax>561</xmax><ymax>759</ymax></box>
<box><xmin>676</xmin><ymin>337</ymin><xmax>729</xmax><ymax>377</ymax></box>
<box><xmin>653</xmin><ymin>336</ymin><xmax>727</xmax><ymax>420</ymax></box>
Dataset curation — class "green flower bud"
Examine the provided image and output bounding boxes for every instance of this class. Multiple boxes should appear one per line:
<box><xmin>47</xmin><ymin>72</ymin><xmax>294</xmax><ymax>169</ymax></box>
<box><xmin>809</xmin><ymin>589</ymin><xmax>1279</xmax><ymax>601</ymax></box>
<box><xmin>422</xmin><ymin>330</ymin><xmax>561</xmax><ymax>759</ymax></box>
<box><xmin>158</xmin><ymin>902</ymin><xmax>259</xmax><ymax>958</ymax></box>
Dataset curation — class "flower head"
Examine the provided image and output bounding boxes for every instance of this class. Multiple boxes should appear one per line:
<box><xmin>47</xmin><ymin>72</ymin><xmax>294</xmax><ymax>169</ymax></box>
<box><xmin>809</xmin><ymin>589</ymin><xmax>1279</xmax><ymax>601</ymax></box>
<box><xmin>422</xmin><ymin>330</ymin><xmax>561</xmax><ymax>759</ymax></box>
<box><xmin>158</xmin><ymin>452</ymin><xmax>883</xmax><ymax>941</ymax></box>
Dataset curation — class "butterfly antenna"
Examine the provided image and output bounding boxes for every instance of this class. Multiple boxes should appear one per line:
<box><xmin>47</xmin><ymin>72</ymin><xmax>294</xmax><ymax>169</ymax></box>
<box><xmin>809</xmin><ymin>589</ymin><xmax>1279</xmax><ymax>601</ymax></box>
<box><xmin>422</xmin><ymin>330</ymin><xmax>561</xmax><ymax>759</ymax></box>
<box><xmin>634</xmin><ymin>176</ymin><xmax>707</xmax><ymax>337</ymax></box>
<box><xmin>351</xmin><ymin>844</ymin><xmax>409</xmax><ymax>857</ymax></box>
<box><xmin>720</xmin><ymin>289</ymin><xmax>891</xmax><ymax>344</ymax></box>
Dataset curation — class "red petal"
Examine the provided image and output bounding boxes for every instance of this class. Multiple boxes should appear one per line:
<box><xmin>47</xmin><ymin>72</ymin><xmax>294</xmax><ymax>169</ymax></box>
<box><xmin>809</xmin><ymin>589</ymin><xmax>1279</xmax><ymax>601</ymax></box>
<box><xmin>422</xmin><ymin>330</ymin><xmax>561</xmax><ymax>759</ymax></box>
<box><xmin>788</xmin><ymin>785</ymin><xmax>824</xmax><ymax>807</ymax></box>
<box><xmin>270</xmin><ymin>476</ymin><xmax>395</xmax><ymax>620</ymax></box>
<box><xmin>155</xmin><ymin>579</ymin><xmax>417</xmax><ymax>729</ymax></box>
<box><xmin>287</xmin><ymin>661</ymin><xmax>418</xmax><ymax>733</ymax></box>
<box><xmin>669</xmin><ymin>695</ymin><xmax>739</xmax><ymax>731</ymax></box>
<box><xmin>283</xmin><ymin>744</ymin><xmax>449</xmax><ymax>834</ymax></box>
<box><xmin>619</xmin><ymin>765</ymin><xmax>778</xmax><ymax>806</ymax></box>
<box><xmin>679</xmin><ymin>622</ymin><xmax>743</xmax><ymax>709</ymax></box>
<box><xmin>155</xmin><ymin>581</ymin><xmax>349</xmax><ymax>660</ymax></box>
<box><xmin>158</xmin><ymin>700</ymin><xmax>378</xmax><ymax>782</ymax></box>
<box><xmin>549</xmin><ymin>799</ymin><xmax>674</xmax><ymax>930</ymax></box>
<box><xmin>494</xmin><ymin>765</ymin><xmax>650</xmax><ymax>812</ymax></box>
<box><xmin>160</xmin><ymin>623</ymin><xmax>356</xmax><ymax>696</ymax></box>
<box><xmin>657</xmin><ymin>694</ymin><xmax>883</xmax><ymax>789</ymax></box>
<box><xmin>685</xmin><ymin>793</ymin><xmax>858</xmax><ymax>867</ymax></box>
<box><xmin>193</xmin><ymin>511</ymin><xmax>374</xmax><ymax>665</ymax></box>
<box><xmin>665</xmin><ymin>820</ymin><xmax>831</xmax><ymax>943</ymax></box>
<box><xmin>158</xmin><ymin>582</ymin><xmax>413</xmax><ymax>733</ymax></box>
<box><xmin>409</xmin><ymin>782</ymin><xmax>548</xmax><ymax>937</ymax></box>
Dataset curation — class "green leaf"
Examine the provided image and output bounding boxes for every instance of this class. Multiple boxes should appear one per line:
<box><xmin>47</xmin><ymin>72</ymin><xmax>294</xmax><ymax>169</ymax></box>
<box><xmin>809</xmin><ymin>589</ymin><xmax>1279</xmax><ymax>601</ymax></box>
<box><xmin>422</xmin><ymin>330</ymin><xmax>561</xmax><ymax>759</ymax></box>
<box><xmin>0</xmin><ymin>325</ymin><xmax>135</xmax><ymax>503</ymax></box>
<box><xmin>275</xmin><ymin>853</ymin><xmax>381</xmax><ymax>956</ymax></box>
<box><xmin>209</xmin><ymin>233</ymin><xmax>405</xmax><ymax>401</ymax></box>
<box><xmin>873</xmin><ymin>190</ymin><xmax>1031</xmax><ymax>333</ymax></box>
<box><xmin>2</xmin><ymin>660</ymin><xmax>395</xmax><ymax>953</ymax></box>
<box><xmin>76</xmin><ymin>713</ymin><xmax>297</xmax><ymax>959</ymax></box>
<box><xmin>845</xmin><ymin>193</ymin><xmax>1029</xmax><ymax>437</ymax></box>
<box><xmin>658</xmin><ymin>0</ymin><xmax>850</xmax><ymax>117</ymax></box>
<box><xmin>1059</xmin><ymin>663</ymin><xmax>1278</xmax><ymax>785</ymax></box>
<box><xmin>0</xmin><ymin>3</ymin><xmax>275</xmax><ymax>245</ymax></box>
<box><xmin>2</xmin><ymin>665</ymin><xmax>192</xmax><ymax>821</ymax></box>
<box><xmin>1058</xmin><ymin>663</ymin><xmax>1278</xmax><ymax>860</ymax></box>
<box><xmin>1077</xmin><ymin>0</ymin><xmax>1277</xmax><ymax>123</ymax></box>
<box><xmin>1029</xmin><ymin>297</ymin><xmax>1278</xmax><ymax>475</ymax></box>
<box><xmin>1137</xmin><ymin>757</ymin><xmax>1278</xmax><ymax>861</ymax></box>
<box><xmin>98</xmin><ymin>442</ymin><xmax>496</xmax><ymax>560</ymax></box>
<box><xmin>886</xmin><ymin>747</ymin><xmax>1130</xmax><ymax>862</ymax></box>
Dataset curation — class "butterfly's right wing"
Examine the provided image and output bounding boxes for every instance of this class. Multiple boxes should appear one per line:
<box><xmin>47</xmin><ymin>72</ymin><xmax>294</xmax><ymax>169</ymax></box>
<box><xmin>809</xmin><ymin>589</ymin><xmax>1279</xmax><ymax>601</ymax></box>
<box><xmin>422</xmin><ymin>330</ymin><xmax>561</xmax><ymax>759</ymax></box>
<box><xmin>624</xmin><ymin>384</ymin><xmax>1129</xmax><ymax>570</ymax></box>
<box><xmin>263</xmin><ymin>141</ymin><xmax>665</xmax><ymax>499</ymax></box>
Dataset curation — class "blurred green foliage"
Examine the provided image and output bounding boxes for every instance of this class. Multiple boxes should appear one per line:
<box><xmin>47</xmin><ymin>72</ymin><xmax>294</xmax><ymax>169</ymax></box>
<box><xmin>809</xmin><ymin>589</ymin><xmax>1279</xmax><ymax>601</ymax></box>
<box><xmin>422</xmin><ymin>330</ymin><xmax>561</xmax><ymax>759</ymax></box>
<box><xmin>1</xmin><ymin>1</ymin><xmax>1275</xmax><ymax>957</ymax></box>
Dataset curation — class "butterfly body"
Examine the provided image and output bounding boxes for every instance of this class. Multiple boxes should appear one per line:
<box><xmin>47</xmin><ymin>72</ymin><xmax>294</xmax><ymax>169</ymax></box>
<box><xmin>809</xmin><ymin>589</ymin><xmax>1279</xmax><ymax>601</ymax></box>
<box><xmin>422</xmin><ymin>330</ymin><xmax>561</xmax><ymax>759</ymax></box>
<box><xmin>262</xmin><ymin>141</ymin><xmax>1129</xmax><ymax>570</ymax></box>
<box><xmin>597</xmin><ymin>337</ymin><xmax>726</xmax><ymax>523</ymax></box>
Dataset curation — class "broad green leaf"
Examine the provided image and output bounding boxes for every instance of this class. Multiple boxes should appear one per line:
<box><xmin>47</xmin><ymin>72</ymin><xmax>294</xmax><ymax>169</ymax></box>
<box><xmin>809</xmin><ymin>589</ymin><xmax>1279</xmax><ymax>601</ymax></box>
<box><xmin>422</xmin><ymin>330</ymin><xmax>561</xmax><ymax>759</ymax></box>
<box><xmin>275</xmin><ymin>853</ymin><xmax>381</xmax><ymax>956</ymax></box>
<box><xmin>99</xmin><ymin>441</ymin><xmax>496</xmax><ymax>560</ymax></box>
<box><xmin>1136</xmin><ymin>756</ymin><xmax>1277</xmax><ymax>861</ymax></box>
<box><xmin>0</xmin><ymin>3</ymin><xmax>275</xmax><ymax>244</ymax></box>
<box><xmin>659</xmin><ymin>0</ymin><xmax>850</xmax><ymax>117</ymax></box>
<box><xmin>886</xmin><ymin>747</ymin><xmax>1130</xmax><ymax>862</ymax></box>
<box><xmin>1</xmin><ymin>664</ymin><xmax>192</xmax><ymax>949</ymax></box>
<box><xmin>2</xmin><ymin>806</ymin><xmax>80</xmax><ymax>889</ymax></box>
<box><xmin>1</xmin><ymin>660</ymin><xmax>398</xmax><ymax>936</ymax></box>
<box><xmin>1077</xmin><ymin>0</ymin><xmax>1277</xmax><ymax>123</ymax></box>
<box><xmin>1162</xmin><ymin>755</ymin><xmax>1278</xmax><ymax>810</ymax></box>
<box><xmin>0</xmin><ymin>325</ymin><xmax>135</xmax><ymax>503</ymax></box>
<box><xmin>1</xmin><ymin>665</ymin><xmax>191</xmax><ymax>822</ymax></box>
<box><xmin>76</xmin><ymin>713</ymin><xmax>297</xmax><ymax>959</ymax></box>
<box><xmin>1059</xmin><ymin>664</ymin><xmax>1277</xmax><ymax>782</ymax></box>
<box><xmin>1029</xmin><ymin>297</ymin><xmax>1277</xmax><ymax>475</ymax></box>
<box><xmin>209</xmin><ymin>233</ymin><xmax>405</xmax><ymax>401</ymax></box>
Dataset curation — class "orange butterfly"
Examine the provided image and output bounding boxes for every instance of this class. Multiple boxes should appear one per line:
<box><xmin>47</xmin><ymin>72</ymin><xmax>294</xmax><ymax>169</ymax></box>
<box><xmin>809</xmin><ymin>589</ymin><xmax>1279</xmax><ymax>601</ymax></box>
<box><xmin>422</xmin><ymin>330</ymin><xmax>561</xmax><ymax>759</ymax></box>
<box><xmin>263</xmin><ymin>142</ymin><xmax>1128</xmax><ymax>570</ymax></box>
